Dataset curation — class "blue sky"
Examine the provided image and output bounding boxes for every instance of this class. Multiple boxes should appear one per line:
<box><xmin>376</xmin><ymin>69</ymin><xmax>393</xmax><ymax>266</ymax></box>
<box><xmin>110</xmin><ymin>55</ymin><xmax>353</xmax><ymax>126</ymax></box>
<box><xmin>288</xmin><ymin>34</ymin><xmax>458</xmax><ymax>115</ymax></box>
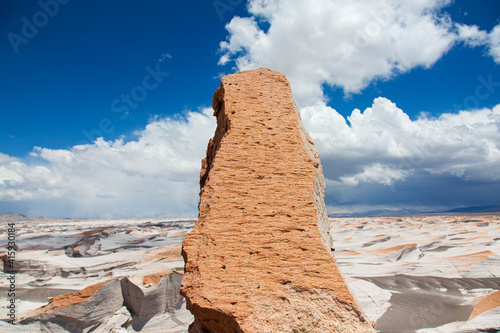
<box><xmin>1</xmin><ymin>0</ymin><xmax>499</xmax><ymax>218</ymax></box>
<box><xmin>1</xmin><ymin>0</ymin><xmax>247</xmax><ymax>155</ymax></box>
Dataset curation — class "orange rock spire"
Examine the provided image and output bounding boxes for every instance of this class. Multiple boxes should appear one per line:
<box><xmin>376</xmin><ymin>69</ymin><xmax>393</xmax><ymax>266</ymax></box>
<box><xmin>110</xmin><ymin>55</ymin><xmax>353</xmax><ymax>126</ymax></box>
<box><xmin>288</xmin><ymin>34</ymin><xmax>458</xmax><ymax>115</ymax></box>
<box><xmin>181</xmin><ymin>68</ymin><xmax>374</xmax><ymax>332</ymax></box>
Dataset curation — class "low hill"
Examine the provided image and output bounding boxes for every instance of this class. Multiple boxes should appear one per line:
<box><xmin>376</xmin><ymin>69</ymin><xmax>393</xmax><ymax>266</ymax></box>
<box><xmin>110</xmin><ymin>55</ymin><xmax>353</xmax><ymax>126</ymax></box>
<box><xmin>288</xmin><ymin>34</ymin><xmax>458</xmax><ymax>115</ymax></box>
<box><xmin>0</xmin><ymin>213</ymin><xmax>47</xmax><ymax>222</ymax></box>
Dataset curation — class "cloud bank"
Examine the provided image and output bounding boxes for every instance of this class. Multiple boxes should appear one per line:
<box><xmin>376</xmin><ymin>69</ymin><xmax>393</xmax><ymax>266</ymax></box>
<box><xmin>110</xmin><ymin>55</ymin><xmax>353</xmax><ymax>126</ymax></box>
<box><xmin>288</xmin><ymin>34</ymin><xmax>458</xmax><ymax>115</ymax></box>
<box><xmin>301</xmin><ymin>99</ymin><xmax>500</xmax><ymax>214</ymax></box>
<box><xmin>2</xmin><ymin>100</ymin><xmax>499</xmax><ymax>217</ymax></box>
<box><xmin>219</xmin><ymin>0</ymin><xmax>458</xmax><ymax>104</ymax></box>
<box><xmin>219</xmin><ymin>0</ymin><xmax>500</xmax><ymax>105</ymax></box>
<box><xmin>0</xmin><ymin>109</ymin><xmax>216</xmax><ymax>218</ymax></box>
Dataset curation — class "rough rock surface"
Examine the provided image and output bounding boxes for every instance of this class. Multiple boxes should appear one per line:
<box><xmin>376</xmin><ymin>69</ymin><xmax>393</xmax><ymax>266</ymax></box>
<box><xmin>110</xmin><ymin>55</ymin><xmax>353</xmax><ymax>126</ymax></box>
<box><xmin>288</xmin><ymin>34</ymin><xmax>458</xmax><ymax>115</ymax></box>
<box><xmin>21</xmin><ymin>279</ymin><xmax>125</xmax><ymax>332</ymax></box>
<box><xmin>181</xmin><ymin>68</ymin><xmax>373</xmax><ymax>332</ymax></box>
<box><xmin>18</xmin><ymin>272</ymin><xmax>185</xmax><ymax>332</ymax></box>
<box><xmin>122</xmin><ymin>272</ymin><xmax>185</xmax><ymax>331</ymax></box>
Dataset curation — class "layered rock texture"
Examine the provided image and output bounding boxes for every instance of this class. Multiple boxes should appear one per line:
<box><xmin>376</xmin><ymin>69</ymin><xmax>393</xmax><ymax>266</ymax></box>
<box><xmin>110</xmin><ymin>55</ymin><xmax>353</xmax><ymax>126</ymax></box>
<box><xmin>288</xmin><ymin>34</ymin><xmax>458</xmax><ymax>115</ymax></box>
<box><xmin>181</xmin><ymin>68</ymin><xmax>373</xmax><ymax>332</ymax></box>
<box><xmin>19</xmin><ymin>272</ymin><xmax>185</xmax><ymax>332</ymax></box>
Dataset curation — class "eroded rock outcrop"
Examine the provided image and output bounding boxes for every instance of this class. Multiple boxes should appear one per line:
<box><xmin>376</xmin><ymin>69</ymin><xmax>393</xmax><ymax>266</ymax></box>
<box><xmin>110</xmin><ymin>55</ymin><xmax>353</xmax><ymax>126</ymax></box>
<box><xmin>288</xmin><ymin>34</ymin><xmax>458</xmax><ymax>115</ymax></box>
<box><xmin>181</xmin><ymin>68</ymin><xmax>373</xmax><ymax>332</ymax></box>
<box><xmin>19</xmin><ymin>272</ymin><xmax>185</xmax><ymax>332</ymax></box>
<box><xmin>122</xmin><ymin>271</ymin><xmax>185</xmax><ymax>330</ymax></box>
<box><xmin>21</xmin><ymin>279</ymin><xmax>125</xmax><ymax>332</ymax></box>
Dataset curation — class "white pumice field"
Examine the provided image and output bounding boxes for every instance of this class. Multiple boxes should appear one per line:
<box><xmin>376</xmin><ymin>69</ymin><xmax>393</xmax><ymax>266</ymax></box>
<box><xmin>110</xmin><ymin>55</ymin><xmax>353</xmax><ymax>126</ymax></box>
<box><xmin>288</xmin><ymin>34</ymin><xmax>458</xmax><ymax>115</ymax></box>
<box><xmin>0</xmin><ymin>215</ymin><xmax>498</xmax><ymax>332</ymax></box>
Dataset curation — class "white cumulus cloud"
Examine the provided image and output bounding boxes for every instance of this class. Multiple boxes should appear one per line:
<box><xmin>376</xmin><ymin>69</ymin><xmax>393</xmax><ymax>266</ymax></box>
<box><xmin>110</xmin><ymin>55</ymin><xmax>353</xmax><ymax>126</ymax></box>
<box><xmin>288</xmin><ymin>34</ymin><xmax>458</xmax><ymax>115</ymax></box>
<box><xmin>300</xmin><ymin>98</ymin><xmax>500</xmax><ymax>213</ymax></box>
<box><xmin>457</xmin><ymin>22</ymin><xmax>500</xmax><ymax>64</ymax></box>
<box><xmin>488</xmin><ymin>24</ymin><xmax>500</xmax><ymax>64</ymax></box>
<box><xmin>302</xmin><ymin>98</ymin><xmax>500</xmax><ymax>184</ymax></box>
<box><xmin>0</xmin><ymin>109</ymin><xmax>216</xmax><ymax>218</ymax></box>
<box><xmin>219</xmin><ymin>0</ymin><xmax>457</xmax><ymax>104</ymax></box>
<box><xmin>2</xmin><ymin>100</ymin><xmax>500</xmax><ymax>217</ymax></box>
<box><xmin>456</xmin><ymin>24</ymin><xmax>488</xmax><ymax>47</ymax></box>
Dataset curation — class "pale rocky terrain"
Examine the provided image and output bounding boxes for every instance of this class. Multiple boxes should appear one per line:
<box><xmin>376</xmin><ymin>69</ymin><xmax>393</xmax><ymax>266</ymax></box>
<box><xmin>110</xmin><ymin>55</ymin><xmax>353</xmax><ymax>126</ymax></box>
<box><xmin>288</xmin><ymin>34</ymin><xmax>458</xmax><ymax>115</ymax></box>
<box><xmin>0</xmin><ymin>215</ymin><xmax>498</xmax><ymax>332</ymax></box>
<box><xmin>332</xmin><ymin>215</ymin><xmax>500</xmax><ymax>332</ymax></box>
<box><xmin>0</xmin><ymin>218</ymin><xmax>195</xmax><ymax>332</ymax></box>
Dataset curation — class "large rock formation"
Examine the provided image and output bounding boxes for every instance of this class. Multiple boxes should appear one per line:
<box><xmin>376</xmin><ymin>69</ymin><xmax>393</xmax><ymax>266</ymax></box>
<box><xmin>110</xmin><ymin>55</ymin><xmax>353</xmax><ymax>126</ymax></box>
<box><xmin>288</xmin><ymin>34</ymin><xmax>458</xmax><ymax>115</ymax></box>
<box><xmin>181</xmin><ymin>68</ymin><xmax>374</xmax><ymax>332</ymax></box>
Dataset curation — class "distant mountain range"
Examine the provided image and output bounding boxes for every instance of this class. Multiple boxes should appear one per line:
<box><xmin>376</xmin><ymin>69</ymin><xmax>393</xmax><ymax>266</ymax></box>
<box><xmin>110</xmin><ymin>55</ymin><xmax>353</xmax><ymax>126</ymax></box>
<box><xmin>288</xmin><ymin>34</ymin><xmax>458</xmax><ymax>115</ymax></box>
<box><xmin>443</xmin><ymin>205</ymin><xmax>500</xmax><ymax>213</ymax></box>
<box><xmin>328</xmin><ymin>205</ymin><xmax>500</xmax><ymax>218</ymax></box>
<box><xmin>0</xmin><ymin>213</ymin><xmax>47</xmax><ymax>222</ymax></box>
<box><xmin>3</xmin><ymin>205</ymin><xmax>499</xmax><ymax>222</ymax></box>
<box><xmin>328</xmin><ymin>208</ymin><xmax>417</xmax><ymax>218</ymax></box>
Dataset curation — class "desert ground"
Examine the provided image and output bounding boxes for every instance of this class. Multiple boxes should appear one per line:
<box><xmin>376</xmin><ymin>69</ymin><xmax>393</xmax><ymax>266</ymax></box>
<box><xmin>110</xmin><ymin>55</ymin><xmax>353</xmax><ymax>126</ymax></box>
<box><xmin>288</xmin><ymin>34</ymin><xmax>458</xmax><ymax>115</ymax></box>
<box><xmin>0</xmin><ymin>215</ymin><xmax>499</xmax><ymax>332</ymax></box>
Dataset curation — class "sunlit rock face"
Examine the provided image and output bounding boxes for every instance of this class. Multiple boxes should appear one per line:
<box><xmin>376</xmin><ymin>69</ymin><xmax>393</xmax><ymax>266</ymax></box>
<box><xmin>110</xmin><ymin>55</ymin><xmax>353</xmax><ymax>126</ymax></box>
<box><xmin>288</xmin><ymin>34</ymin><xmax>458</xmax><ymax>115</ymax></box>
<box><xmin>181</xmin><ymin>68</ymin><xmax>373</xmax><ymax>333</ymax></box>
